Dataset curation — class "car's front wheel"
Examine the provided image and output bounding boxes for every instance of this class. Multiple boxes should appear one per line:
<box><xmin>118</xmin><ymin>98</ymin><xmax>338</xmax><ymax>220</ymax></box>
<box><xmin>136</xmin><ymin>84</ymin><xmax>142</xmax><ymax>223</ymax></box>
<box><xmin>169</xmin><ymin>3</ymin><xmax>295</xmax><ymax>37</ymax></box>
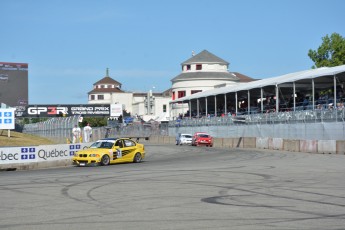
<box><xmin>100</xmin><ymin>155</ymin><xmax>110</xmax><ymax>166</ymax></box>
<box><xmin>133</xmin><ymin>153</ymin><xmax>142</xmax><ymax>163</ymax></box>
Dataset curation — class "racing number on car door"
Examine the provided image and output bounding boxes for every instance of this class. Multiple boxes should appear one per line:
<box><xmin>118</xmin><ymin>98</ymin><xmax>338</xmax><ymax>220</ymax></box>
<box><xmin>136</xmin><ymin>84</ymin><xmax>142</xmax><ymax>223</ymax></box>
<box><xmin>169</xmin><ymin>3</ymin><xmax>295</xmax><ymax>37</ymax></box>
<box><xmin>114</xmin><ymin>140</ymin><xmax>124</xmax><ymax>160</ymax></box>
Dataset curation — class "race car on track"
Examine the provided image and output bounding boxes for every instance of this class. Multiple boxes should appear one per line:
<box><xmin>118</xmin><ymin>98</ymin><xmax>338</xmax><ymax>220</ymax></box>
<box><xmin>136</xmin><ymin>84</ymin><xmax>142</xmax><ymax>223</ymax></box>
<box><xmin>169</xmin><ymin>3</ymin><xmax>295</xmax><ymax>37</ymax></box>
<box><xmin>192</xmin><ymin>132</ymin><xmax>213</xmax><ymax>147</ymax></box>
<box><xmin>72</xmin><ymin>138</ymin><xmax>145</xmax><ymax>166</ymax></box>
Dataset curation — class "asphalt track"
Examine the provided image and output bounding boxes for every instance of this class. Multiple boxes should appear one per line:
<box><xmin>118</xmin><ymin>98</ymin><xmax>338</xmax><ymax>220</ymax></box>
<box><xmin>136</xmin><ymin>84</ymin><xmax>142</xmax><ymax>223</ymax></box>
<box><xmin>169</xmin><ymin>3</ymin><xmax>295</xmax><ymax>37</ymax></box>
<box><xmin>1</xmin><ymin>144</ymin><xmax>345</xmax><ymax>230</ymax></box>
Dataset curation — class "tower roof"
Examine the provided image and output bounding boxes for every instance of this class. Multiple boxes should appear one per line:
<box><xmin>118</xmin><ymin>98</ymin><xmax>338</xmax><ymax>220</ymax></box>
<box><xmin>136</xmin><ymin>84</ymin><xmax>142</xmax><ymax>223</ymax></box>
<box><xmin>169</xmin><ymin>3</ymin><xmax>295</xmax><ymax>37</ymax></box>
<box><xmin>93</xmin><ymin>68</ymin><xmax>122</xmax><ymax>86</ymax></box>
<box><xmin>182</xmin><ymin>50</ymin><xmax>229</xmax><ymax>65</ymax></box>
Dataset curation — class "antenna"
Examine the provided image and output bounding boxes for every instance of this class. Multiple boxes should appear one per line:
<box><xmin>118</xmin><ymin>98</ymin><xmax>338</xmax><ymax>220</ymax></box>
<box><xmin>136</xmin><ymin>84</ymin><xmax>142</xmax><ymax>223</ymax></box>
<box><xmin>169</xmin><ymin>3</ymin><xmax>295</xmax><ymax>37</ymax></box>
<box><xmin>106</xmin><ymin>68</ymin><xmax>109</xmax><ymax>77</ymax></box>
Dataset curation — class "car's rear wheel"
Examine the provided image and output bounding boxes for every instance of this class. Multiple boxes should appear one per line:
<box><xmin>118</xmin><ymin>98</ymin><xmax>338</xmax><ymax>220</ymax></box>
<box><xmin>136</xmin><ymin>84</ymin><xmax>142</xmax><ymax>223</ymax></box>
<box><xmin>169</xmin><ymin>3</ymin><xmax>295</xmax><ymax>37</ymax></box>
<box><xmin>100</xmin><ymin>155</ymin><xmax>110</xmax><ymax>166</ymax></box>
<box><xmin>133</xmin><ymin>153</ymin><xmax>142</xmax><ymax>163</ymax></box>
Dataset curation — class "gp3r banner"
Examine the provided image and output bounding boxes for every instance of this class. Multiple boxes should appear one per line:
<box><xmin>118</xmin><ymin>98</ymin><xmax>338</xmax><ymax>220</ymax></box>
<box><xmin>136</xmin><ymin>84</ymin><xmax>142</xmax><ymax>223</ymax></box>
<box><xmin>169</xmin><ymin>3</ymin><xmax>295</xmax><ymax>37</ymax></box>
<box><xmin>15</xmin><ymin>104</ymin><xmax>111</xmax><ymax>117</ymax></box>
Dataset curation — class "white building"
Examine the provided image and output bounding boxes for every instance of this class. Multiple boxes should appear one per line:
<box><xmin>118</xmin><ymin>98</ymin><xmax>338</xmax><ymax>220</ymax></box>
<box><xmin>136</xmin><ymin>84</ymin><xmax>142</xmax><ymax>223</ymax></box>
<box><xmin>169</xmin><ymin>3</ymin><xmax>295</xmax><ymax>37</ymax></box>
<box><xmin>87</xmin><ymin>50</ymin><xmax>254</xmax><ymax>121</ymax></box>
<box><xmin>170</xmin><ymin>50</ymin><xmax>254</xmax><ymax>117</ymax></box>
<box><xmin>88</xmin><ymin>68</ymin><xmax>171</xmax><ymax>121</ymax></box>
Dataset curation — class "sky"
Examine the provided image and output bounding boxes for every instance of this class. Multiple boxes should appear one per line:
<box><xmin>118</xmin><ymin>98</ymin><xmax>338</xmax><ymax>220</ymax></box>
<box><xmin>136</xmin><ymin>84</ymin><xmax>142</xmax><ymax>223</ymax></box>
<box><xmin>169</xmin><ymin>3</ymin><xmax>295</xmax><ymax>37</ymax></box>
<box><xmin>1</xmin><ymin>0</ymin><xmax>345</xmax><ymax>105</ymax></box>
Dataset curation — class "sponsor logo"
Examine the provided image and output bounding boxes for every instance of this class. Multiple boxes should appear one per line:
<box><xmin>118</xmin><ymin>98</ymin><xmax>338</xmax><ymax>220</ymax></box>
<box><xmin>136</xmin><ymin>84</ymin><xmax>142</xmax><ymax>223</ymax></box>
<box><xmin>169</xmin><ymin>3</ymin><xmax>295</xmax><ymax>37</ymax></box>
<box><xmin>0</xmin><ymin>151</ymin><xmax>19</xmax><ymax>161</ymax></box>
<box><xmin>37</xmin><ymin>149</ymin><xmax>69</xmax><ymax>160</ymax></box>
<box><xmin>21</xmin><ymin>147</ymin><xmax>36</xmax><ymax>160</ymax></box>
<box><xmin>70</xmin><ymin>144</ymin><xmax>82</xmax><ymax>156</ymax></box>
<box><xmin>27</xmin><ymin>107</ymin><xmax>68</xmax><ymax>115</ymax></box>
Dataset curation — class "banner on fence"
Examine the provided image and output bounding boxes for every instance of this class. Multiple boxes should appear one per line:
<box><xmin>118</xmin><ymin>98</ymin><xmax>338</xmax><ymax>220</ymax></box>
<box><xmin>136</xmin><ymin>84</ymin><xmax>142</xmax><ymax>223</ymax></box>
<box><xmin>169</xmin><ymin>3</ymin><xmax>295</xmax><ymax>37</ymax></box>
<box><xmin>15</xmin><ymin>104</ymin><xmax>112</xmax><ymax>117</ymax></box>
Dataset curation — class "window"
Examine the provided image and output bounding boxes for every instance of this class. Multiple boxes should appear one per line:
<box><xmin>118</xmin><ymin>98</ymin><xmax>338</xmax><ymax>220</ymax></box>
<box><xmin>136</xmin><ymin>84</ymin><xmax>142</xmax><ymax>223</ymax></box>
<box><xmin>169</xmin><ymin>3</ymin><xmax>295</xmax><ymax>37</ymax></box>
<box><xmin>186</xmin><ymin>65</ymin><xmax>191</xmax><ymax>71</ymax></box>
<box><xmin>191</xmin><ymin>90</ymin><xmax>202</xmax><ymax>95</ymax></box>
<box><xmin>178</xmin><ymin>91</ymin><xmax>186</xmax><ymax>98</ymax></box>
<box><xmin>124</xmin><ymin>139</ymin><xmax>135</xmax><ymax>147</ymax></box>
<box><xmin>163</xmin><ymin>104</ymin><xmax>167</xmax><ymax>112</ymax></box>
<box><xmin>98</xmin><ymin>95</ymin><xmax>104</xmax><ymax>100</ymax></box>
<box><xmin>196</xmin><ymin>64</ymin><xmax>202</xmax><ymax>70</ymax></box>
<box><xmin>101</xmin><ymin>85</ymin><xmax>105</xmax><ymax>88</ymax></box>
<box><xmin>172</xmin><ymin>92</ymin><xmax>175</xmax><ymax>100</ymax></box>
<box><xmin>90</xmin><ymin>95</ymin><xmax>95</xmax><ymax>100</ymax></box>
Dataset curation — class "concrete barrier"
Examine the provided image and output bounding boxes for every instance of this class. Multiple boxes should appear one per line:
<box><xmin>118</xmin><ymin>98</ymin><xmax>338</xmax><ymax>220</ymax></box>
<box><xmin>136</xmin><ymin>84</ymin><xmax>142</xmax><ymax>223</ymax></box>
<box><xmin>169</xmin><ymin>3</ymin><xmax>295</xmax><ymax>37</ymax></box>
<box><xmin>318</xmin><ymin>140</ymin><xmax>336</xmax><ymax>154</ymax></box>
<box><xmin>269</xmin><ymin>138</ymin><xmax>283</xmax><ymax>150</ymax></box>
<box><xmin>222</xmin><ymin>138</ymin><xmax>233</xmax><ymax>148</ymax></box>
<box><xmin>163</xmin><ymin>136</ymin><xmax>170</xmax><ymax>144</ymax></box>
<box><xmin>256</xmin><ymin>137</ymin><xmax>269</xmax><ymax>149</ymax></box>
<box><xmin>336</xmin><ymin>140</ymin><xmax>345</xmax><ymax>155</ymax></box>
<box><xmin>149</xmin><ymin>135</ymin><xmax>159</xmax><ymax>143</ymax></box>
<box><xmin>283</xmin><ymin>139</ymin><xmax>300</xmax><ymax>152</ymax></box>
<box><xmin>213</xmin><ymin>138</ymin><xmax>223</xmax><ymax>148</ymax></box>
<box><xmin>300</xmin><ymin>140</ymin><xmax>318</xmax><ymax>153</ymax></box>
<box><xmin>243</xmin><ymin>137</ymin><xmax>256</xmax><ymax>148</ymax></box>
<box><xmin>233</xmin><ymin>137</ymin><xmax>243</xmax><ymax>148</ymax></box>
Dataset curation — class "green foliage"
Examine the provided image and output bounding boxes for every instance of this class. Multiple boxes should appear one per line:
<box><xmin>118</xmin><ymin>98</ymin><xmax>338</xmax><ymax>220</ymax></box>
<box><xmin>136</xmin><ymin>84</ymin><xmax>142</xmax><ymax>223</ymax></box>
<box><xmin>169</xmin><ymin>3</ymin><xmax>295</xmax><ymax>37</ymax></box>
<box><xmin>81</xmin><ymin>117</ymin><xmax>108</xmax><ymax>127</ymax></box>
<box><xmin>308</xmin><ymin>33</ymin><xmax>345</xmax><ymax>68</ymax></box>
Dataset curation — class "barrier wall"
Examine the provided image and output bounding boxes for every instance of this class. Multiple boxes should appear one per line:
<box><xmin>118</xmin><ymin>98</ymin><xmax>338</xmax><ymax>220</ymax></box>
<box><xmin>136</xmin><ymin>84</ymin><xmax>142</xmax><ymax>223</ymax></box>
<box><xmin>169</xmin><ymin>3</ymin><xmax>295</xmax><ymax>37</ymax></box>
<box><xmin>2</xmin><ymin>136</ymin><xmax>345</xmax><ymax>171</ymax></box>
<box><xmin>0</xmin><ymin>143</ymin><xmax>90</xmax><ymax>170</ymax></box>
<box><xmin>147</xmin><ymin>136</ymin><xmax>345</xmax><ymax>156</ymax></box>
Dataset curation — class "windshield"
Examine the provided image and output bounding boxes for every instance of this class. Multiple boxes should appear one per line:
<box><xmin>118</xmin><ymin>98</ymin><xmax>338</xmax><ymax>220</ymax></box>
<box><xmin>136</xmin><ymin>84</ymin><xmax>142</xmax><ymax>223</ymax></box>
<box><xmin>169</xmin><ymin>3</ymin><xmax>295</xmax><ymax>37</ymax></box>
<box><xmin>90</xmin><ymin>140</ymin><xmax>115</xmax><ymax>149</ymax></box>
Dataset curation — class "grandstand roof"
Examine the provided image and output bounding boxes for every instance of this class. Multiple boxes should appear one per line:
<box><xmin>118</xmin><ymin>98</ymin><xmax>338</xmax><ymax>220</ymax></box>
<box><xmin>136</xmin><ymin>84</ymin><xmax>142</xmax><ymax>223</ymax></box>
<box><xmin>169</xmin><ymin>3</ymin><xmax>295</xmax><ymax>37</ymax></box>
<box><xmin>171</xmin><ymin>65</ymin><xmax>345</xmax><ymax>102</ymax></box>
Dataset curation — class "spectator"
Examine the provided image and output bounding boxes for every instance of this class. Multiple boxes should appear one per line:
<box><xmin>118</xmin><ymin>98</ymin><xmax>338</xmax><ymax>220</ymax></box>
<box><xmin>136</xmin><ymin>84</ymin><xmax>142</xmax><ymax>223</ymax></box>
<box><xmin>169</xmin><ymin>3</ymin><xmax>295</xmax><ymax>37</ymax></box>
<box><xmin>72</xmin><ymin>125</ymin><xmax>81</xmax><ymax>143</ymax></box>
<box><xmin>83</xmin><ymin>123</ymin><xmax>92</xmax><ymax>143</ymax></box>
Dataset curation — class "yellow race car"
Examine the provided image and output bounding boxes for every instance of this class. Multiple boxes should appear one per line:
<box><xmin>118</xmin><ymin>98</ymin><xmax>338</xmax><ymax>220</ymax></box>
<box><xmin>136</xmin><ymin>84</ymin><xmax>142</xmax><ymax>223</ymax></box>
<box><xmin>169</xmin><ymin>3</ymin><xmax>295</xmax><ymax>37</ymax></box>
<box><xmin>72</xmin><ymin>138</ymin><xmax>145</xmax><ymax>166</ymax></box>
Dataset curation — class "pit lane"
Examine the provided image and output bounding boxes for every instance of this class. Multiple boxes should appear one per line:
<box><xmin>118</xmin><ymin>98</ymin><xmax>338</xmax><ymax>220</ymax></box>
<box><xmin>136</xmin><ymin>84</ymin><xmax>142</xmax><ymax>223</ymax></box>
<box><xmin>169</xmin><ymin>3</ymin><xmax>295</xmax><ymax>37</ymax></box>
<box><xmin>1</xmin><ymin>144</ymin><xmax>345</xmax><ymax>230</ymax></box>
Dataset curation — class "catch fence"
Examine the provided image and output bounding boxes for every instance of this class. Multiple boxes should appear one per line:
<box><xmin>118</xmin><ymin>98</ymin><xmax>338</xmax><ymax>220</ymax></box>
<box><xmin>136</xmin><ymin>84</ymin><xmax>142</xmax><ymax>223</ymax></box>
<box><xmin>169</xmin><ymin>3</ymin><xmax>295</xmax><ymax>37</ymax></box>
<box><xmin>21</xmin><ymin>109</ymin><xmax>345</xmax><ymax>143</ymax></box>
<box><xmin>22</xmin><ymin>116</ymin><xmax>168</xmax><ymax>144</ymax></box>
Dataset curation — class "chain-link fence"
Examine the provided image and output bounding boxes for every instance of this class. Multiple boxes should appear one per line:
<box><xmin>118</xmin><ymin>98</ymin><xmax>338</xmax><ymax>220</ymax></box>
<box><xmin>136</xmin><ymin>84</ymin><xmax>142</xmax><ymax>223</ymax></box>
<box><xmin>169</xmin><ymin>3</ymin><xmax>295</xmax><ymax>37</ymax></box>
<box><xmin>22</xmin><ymin>116</ymin><xmax>169</xmax><ymax>144</ymax></box>
<box><xmin>21</xmin><ymin>109</ymin><xmax>345</xmax><ymax>143</ymax></box>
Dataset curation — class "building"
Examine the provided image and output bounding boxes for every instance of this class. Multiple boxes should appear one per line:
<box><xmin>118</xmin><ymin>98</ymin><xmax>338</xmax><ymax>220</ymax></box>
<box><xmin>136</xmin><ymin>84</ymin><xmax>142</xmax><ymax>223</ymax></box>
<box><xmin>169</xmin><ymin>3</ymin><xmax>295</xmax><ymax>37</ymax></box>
<box><xmin>87</xmin><ymin>68</ymin><xmax>171</xmax><ymax>121</ymax></box>
<box><xmin>170</xmin><ymin>50</ymin><xmax>255</xmax><ymax>117</ymax></box>
<box><xmin>87</xmin><ymin>50</ymin><xmax>254</xmax><ymax>121</ymax></box>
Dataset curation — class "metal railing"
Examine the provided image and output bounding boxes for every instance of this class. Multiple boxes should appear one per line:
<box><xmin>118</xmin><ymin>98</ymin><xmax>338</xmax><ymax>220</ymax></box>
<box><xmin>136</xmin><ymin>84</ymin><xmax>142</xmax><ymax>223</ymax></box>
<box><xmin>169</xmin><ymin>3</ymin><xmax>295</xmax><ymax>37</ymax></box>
<box><xmin>169</xmin><ymin>109</ymin><xmax>345</xmax><ymax>127</ymax></box>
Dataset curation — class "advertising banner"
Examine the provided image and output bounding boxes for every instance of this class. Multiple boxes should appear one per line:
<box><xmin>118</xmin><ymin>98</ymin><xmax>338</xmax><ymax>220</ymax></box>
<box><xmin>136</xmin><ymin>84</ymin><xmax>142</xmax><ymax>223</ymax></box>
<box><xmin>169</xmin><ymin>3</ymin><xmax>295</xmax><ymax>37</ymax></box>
<box><xmin>0</xmin><ymin>108</ymin><xmax>16</xmax><ymax>129</ymax></box>
<box><xmin>15</xmin><ymin>104</ymin><xmax>112</xmax><ymax>117</ymax></box>
<box><xmin>0</xmin><ymin>146</ymin><xmax>37</xmax><ymax>164</ymax></box>
<box><xmin>0</xmin><ymin>143</ymin><xmax>90</xmax><ymax>165</ymax></box>
<box><xmin>0</xmin><ymin>62</ymin><xmax>28</xmax><ymax>107</ymax></box>
<box><xmin>110</xmin><ymin>104</ymin><xmax>123</xmax><ymax>117</ymax></box>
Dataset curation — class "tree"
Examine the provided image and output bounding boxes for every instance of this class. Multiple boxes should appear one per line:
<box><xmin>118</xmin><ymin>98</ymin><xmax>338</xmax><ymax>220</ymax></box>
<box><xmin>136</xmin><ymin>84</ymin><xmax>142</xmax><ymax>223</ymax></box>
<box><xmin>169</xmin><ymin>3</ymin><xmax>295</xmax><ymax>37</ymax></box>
<box><xmin>308</xmin><ymin>33</ymin><xmax>345</xmax><ymax>68</ymax></box>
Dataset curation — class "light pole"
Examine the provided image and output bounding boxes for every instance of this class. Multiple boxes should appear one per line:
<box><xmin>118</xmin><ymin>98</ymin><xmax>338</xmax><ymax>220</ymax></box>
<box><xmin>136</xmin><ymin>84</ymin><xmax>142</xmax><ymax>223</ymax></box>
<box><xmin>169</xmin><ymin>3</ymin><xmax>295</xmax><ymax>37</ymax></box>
<box><xmin>146</xmin><ymin>87</ymin><xmax>155</xmax><ymax>115</ymax></box>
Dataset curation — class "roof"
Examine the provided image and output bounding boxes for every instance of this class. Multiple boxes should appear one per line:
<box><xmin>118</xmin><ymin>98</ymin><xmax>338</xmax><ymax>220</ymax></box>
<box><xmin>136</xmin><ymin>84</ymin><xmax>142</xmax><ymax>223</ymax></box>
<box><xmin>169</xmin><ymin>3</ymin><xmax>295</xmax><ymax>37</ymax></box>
<box><xmin>88</xmin><ymin>87</ymin><xmax>124</xmax><ymax>94</ymax></box>
<box><xmin>182</xmin><ymin>50</ymin><xmax>229</xmax><ymax>65</ymax></box>
<box><xmin>231</xmin><ymin>72</ymin><xmax>256</xmax><ymax>82</ymax></box>
<box><xmin>171</xmin><ymin>65</ymin><xmax>345</xmax><ymax>102</ymax></box>
<box><xmin>93</xmin><ymin>76</ymin><xmax>122</xmax><ymax>86</ymax></box>
<box><xmin>171</xmin><ymin>71</ymin><xmax>240</xmax><ymax>83</ymax></box>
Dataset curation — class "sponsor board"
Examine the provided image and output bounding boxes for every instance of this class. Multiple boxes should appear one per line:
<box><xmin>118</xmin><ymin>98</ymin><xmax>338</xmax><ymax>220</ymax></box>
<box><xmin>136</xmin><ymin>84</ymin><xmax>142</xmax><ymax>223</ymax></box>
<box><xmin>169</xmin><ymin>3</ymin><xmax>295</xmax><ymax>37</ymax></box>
<box><xmin>0</xmin><ymin>108</ymin><xmax>15</xmax><ymax>129</ymax></box>
<box><xmin>0</xmin><ymin>62</ymin><xmax>28</xmax><ymax>107</ymax></box>
<box><xmin>15</xmin><ymin>104</ymin><xmax>112</xmax><ymax>117</ymax></box>
<box><xmin>0</xmin><ymin>143</ymin><xmax>90</xmax><ymax>165</ymax></box>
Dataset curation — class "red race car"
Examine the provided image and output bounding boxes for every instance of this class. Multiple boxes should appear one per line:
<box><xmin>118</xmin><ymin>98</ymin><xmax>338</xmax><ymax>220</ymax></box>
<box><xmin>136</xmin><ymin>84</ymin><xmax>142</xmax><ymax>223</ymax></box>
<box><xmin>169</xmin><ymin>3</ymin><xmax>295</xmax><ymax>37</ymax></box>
<box><xmin>192</xmin><ymin>132</ymin><xmax>213</xmax><ymax>147</ymax></box>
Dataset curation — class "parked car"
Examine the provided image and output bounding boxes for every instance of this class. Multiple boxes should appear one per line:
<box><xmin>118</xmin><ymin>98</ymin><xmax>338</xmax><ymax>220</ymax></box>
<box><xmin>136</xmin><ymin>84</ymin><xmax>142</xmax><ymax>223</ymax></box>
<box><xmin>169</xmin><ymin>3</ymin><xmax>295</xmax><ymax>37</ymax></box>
<box><xmin>178</xmin><ymin>133</ymin><xmax>193</xmax><ymax>145</ymax></box>
<box><xmin>72</xmin><ymin>137</ymin><xmax>145</xmax><ymax>166</ymax></box>
<box><xmin>124</xmin><ymin>116</ymin><xmax>134</xmax><ymax>124</ymax></box>
<box><xmin>192</xmin><ymin>132</ymin><xmax>213</xmax><ymax>147</ymax></box>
